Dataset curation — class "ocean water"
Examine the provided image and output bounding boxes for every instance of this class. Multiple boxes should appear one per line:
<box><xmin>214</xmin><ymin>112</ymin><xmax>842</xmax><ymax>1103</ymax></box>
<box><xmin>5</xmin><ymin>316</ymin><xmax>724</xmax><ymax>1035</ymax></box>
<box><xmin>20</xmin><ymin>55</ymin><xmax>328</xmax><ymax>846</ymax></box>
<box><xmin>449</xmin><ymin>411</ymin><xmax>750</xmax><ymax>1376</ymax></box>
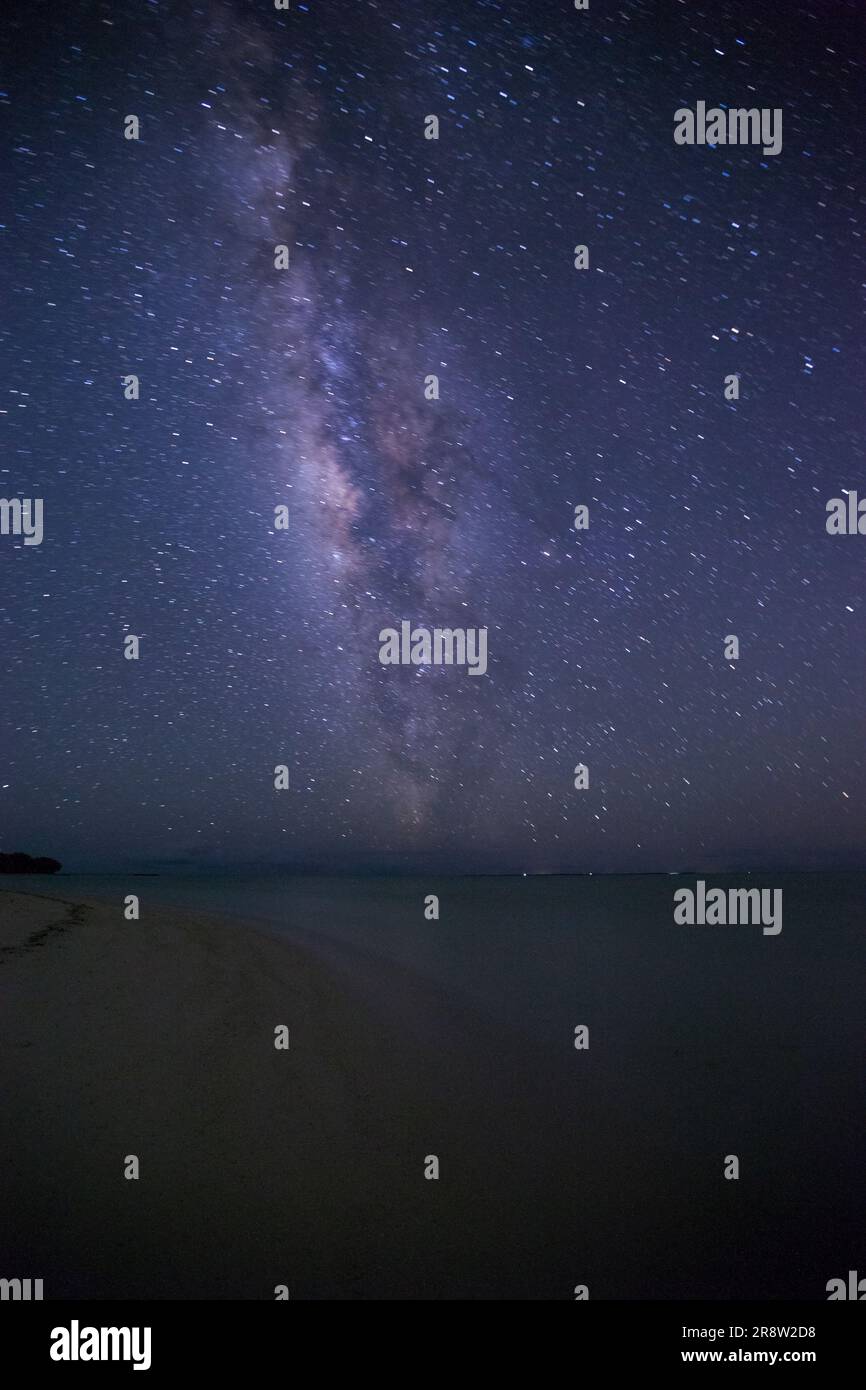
<box><xmin>10</xmin><ymin>868</ymin><xmax>863</xmax><ymax>1120</ymax></box>
<box><xmin>15</xmin><ymin>869</ymin><xmax>866</xmax><ymax>1043</ymax></box>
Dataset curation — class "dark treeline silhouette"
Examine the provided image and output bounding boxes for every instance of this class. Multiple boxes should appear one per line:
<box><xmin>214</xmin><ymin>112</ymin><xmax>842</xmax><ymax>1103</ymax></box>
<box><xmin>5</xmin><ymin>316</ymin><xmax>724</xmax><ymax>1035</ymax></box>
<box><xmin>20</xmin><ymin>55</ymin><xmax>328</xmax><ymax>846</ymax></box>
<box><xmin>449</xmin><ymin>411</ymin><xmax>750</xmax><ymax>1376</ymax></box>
<box><xmin>0</xmin><ymin>852</ymin><xmax>62</xmax><ymax>874</ymax></box>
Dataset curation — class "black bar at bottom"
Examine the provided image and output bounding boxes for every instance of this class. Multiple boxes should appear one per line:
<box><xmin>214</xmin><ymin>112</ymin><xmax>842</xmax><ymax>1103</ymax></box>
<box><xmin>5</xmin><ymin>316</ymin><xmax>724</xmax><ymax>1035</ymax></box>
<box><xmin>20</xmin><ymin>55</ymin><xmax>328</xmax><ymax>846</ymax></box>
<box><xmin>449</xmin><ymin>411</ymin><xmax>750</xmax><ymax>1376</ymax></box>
<box><xmin>0</xmin><ymin>1300</ymin><xmax>860</xmax><ymax>1376</ymax></box>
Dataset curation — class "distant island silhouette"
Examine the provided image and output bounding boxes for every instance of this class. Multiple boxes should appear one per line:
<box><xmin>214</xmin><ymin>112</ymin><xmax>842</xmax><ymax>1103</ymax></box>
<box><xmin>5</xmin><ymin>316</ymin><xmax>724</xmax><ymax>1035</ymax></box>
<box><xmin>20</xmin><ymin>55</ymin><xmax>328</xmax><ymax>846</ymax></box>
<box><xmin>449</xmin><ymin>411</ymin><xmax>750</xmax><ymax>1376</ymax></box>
<box><xmin>0</xmin><ymin>852</ymin><xmax>62</xmax><ymax>874</ymax></box>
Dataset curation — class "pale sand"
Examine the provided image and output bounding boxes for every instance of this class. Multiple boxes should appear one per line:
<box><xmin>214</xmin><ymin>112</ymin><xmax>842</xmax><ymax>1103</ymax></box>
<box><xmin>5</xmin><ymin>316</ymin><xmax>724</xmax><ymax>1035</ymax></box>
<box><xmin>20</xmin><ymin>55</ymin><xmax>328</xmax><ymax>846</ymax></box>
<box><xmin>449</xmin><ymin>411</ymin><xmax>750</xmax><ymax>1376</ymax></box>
<box><xmin>0</xmin><ymin>889</ymin><xmax>351</xmax><ymax>1297</ymax></box>
<box><xmin>0</xmin><ymin>887</ymin><xmax>572</xmax><ymax>1299</ymax></box>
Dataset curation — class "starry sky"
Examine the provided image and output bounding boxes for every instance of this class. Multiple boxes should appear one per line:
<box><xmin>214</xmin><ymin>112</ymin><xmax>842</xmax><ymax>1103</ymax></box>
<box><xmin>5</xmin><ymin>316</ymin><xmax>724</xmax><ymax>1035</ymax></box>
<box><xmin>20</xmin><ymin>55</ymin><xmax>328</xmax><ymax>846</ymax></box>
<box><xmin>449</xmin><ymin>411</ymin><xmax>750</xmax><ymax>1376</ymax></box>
<box><xmin>2</xmin><ymin>0</ymin><xmax>865</xmax><ymax>874</ymax></box>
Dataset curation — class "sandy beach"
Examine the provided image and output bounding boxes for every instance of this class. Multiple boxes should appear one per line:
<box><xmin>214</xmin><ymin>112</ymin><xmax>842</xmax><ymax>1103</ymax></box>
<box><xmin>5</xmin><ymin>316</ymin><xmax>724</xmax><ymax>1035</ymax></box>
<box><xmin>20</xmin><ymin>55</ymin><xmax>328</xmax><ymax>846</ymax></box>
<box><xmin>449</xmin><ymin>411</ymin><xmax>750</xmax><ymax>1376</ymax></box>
<box><xmin>1</xmin><ymin>874</ymin><xmax>864</xmax><ymax>1299</ymax></box>
<box><xmin>1</xmin><ymin>884</ymin><xmax>571</xmax><ymax>1299</ymax></box>
<box><xmin>0</xmin><ymin>886</ymin><xmax>481</xmax><ymax>1299</ymax></box>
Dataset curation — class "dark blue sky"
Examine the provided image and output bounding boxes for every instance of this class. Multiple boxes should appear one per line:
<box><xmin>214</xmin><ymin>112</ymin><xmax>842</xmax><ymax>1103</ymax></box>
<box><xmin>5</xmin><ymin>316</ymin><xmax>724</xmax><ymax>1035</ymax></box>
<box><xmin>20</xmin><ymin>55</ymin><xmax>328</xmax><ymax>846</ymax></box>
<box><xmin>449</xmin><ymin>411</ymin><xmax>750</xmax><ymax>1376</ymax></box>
<box><xmin>2</xmin><ymin>0</ymin><xmax>865</xmax><ymax>872</ymax></box>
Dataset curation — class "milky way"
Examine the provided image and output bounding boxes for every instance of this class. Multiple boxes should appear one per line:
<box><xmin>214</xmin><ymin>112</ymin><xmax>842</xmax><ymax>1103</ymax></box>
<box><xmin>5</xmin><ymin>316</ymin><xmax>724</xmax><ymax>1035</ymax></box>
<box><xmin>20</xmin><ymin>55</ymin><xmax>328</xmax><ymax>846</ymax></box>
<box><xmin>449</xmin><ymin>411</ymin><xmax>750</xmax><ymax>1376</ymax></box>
<box><xmin>2</xmin><ymin>0</ymin><xmax>865</xmax><ymax>872</ymax></box>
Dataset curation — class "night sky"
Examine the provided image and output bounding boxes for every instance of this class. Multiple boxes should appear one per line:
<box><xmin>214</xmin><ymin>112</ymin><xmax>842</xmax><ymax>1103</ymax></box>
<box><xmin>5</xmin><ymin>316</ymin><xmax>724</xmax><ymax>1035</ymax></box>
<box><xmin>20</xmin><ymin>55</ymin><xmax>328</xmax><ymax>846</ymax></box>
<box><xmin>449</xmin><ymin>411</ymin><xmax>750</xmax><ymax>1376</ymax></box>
<box><xmin>2</xmin><ymin>0</ymin><xmax>864</xmax><ymax>874</ymax></box>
